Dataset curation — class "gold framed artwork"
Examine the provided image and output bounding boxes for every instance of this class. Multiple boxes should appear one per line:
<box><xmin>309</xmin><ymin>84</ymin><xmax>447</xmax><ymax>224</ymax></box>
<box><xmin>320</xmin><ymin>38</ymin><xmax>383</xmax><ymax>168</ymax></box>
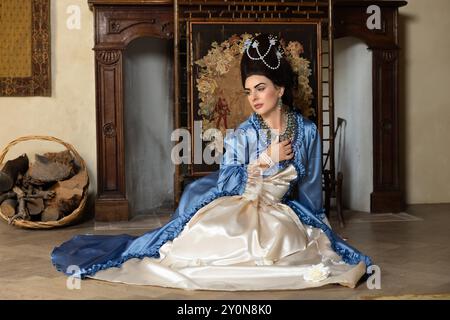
<box><xmin>0</xmin><ymin>0</ymin><xmax>51</xmax><ymax>96</ymax></box>
<box><xmin>187</xmin><ymin>21</ymin><xmax>322</xmax><ymax>176</ymax></box>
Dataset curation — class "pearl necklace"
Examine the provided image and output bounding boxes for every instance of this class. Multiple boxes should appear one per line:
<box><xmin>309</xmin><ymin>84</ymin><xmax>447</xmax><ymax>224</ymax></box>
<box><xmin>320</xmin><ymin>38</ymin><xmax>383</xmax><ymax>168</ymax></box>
<box><xmin>256</xmin><ymin>109</ymin><xmax>296</xmax><ymax>145</ymax></box>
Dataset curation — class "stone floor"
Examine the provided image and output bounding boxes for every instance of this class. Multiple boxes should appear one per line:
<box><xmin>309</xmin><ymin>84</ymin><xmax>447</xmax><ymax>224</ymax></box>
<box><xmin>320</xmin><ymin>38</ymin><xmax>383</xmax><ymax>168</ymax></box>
<box><xmin>0</xmin><ymin>203</ymin><xmax>449</xmax><ymax>300</ymax></box>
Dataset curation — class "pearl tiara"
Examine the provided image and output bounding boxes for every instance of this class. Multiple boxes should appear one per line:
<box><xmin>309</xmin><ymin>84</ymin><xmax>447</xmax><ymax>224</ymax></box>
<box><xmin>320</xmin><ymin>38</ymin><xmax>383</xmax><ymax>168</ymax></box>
<box><xmin>243</xmin><ymin>34</ymin><xmax>284</xmax><ymax>70</ymax></box>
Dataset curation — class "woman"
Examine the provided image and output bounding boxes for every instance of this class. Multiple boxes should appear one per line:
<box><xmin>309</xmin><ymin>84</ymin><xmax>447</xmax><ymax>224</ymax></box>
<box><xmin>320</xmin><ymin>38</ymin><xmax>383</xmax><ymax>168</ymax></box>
<box><xmin>52</xmin><ymin>34</ymin><xmax>371</xmax><ymax>290</ymax></box>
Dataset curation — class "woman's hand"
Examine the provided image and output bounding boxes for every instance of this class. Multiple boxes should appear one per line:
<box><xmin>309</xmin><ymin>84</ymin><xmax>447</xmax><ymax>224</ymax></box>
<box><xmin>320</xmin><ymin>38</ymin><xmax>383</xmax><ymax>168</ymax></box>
<box><xmin>257</xmin><ymin>138</ymin><xmax>294</xmax><ymax>168</ymax></box>
<box><xmin>267</xmin><ymin>138</ymin><xmax>294</xmax><ymax>163</ymax></box>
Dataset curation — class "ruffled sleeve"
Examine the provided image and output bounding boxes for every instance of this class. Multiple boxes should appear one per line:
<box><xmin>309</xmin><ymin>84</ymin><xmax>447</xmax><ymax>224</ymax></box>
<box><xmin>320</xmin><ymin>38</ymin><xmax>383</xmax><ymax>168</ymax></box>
<box><xmin>296</xmin><ymin>122</ymin><xmax>326</xmax><ymax>220</ymax></box>
<box><xmin>216</xmin><ymin>128</ymin><xmax>250</xmax><ymax>195</ymax></box>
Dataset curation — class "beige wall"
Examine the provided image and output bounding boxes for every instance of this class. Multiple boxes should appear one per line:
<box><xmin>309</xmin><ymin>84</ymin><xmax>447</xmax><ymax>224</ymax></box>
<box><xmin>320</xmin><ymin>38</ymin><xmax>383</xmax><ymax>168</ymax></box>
<box><xmin>0</xmin><ymin>1</ymin><xmax>96</xmax><ymax>202</ymax></box>
<box><xmin>0</xmin><ymin>0</ymin><xmax>449</xmax><ymax>209</ymax></box>
<box><xmin>400</xmin><ymin>0</ymin><xmax>450</xmax><ymax>204</ymax></box>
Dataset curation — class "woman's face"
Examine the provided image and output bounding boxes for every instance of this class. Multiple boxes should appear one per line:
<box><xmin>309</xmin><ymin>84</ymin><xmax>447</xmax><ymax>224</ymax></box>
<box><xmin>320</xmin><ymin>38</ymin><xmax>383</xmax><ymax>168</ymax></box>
<box><xmin>244</xmin><ymin>75</ymin><xmax>284</xmax><ymax>117</ymax></box>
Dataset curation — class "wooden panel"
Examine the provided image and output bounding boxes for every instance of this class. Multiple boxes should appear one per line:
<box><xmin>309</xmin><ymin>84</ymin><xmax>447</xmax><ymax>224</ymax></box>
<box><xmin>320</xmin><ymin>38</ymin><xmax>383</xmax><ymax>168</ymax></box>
<box><xmin>96</xmin><ymin>7</ymin><xmax>173</xmax><ymax>45</ymax></box>
<box><xmin>95</xmin><ymin>50</ymin><xmax>124</xmax><ymax>196</ymax></box>
<box><xmin>95</xmin><ymin>199</ymin><xmax>129</xmax><ymax>221</ymax></box>
<box><xmin>334</xmin><ymin>6</ymin><xmax>398</xmax><ymax>48</ymax></box>
<box><xmin>372</xmin><ymin>49</ymin><xmax>399</xmax><ymax>189</ymax></box>
<box><xmin>89</xmin><ymin>0</ymin><xmax>172</xmax><ymax>8</ymax></box>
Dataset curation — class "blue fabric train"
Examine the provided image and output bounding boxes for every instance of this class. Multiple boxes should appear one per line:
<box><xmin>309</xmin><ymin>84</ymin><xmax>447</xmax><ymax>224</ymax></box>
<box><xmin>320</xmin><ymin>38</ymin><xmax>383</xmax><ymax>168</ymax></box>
<box><xmin>51</xmin><ymin>111</ymin><xmax>372</xmax><ymax>278</ymax></box>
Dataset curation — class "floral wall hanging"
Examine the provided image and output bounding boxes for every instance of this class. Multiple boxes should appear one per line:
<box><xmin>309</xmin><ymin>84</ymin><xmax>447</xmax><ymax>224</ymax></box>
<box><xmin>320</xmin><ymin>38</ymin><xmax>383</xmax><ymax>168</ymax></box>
<box><xmin>188</xmin><ymin>22</ymin><xmax>321</xmax><ymax>174</ymax></box>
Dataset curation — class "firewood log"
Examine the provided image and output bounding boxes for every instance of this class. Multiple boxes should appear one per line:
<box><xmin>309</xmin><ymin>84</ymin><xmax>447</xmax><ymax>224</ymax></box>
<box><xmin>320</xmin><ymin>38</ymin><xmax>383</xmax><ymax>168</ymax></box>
<box><xmin>41</xmin><ymin>206</ymin><xmax>61</xmax><ymax>222</ymax></box>
<box><xmin>58</xmin><ymin>170</ymin><xmax>88</xmax><ymax>190</ymax></box>
<box><xmin>48</xmin><ymin>187</ymin><xmax>82</xmax><ymax>217</ymax></box>
<box><xmin>0</xmin><ymin>191</ymin><xmax>16</xmax><ymax>204</ymax></box>
<box><xmin>25</xmin><ymin>198</ymin><xmax>44</xmax><ymax>215</ymax></box>
<box><xmin>0</xmin><ymin>154</ymin><xmax>29</xmax><ymax>192</ymax></box>
<box><xmin>43</xmin><ymin>150</ymin><xmax>77</xmax><ymax>175</ymax></box>
<box><xmin>0</xmin><ymin>199</ymin><xmax>17</xmax><ymax>218</ymax></box>
<box><xmin>12</xmin><ymin>186</ymin><xmax>25</xmax><ymax>198</ymax></box>
<box><xmin>27</xmin><ymin>190</ymin><xmax>56</xmax><ymax>200</ymax></box>
<box><xmin>20</xmin><ymin>173</ymin><xmax>33</xmax><ymax>189</ymax></box>
<box><xmin>9</xmin><ymin>198</ymin><xmax>29</xmax><ymax>224</ymax></box>
<box><xmin>8</xmin><ymin>187</ymin><xmax>30</xmax><ymax>223</ymax></box>
<box><xmin>27</xmin><ymin>154</ymin><xmax>72</xmax><ymax>183</ymax></box>
<box><xmin>44</xmin><ymin>170</ymin><xmax>88</xmax><ymax>218</ymax></box>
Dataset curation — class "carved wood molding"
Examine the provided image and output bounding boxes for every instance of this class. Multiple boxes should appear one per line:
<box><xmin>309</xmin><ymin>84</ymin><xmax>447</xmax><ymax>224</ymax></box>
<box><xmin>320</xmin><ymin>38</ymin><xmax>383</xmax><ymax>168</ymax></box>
<box><xmin>107</xmin><ymin>18</ymin><xmax>173</xmax><ymax>39</ymax></box>
<box><xmin>88</xmin><ymin>0</ymin><xmax>173</xmax><ymax>9</ymax></box>
<box><xmin>381</xmin><ymin>49</ymin><xmax>398</xmax><ymax>63</ymax></box>
<box><xmin>102</xmin><ymin>123</ymin><xmax>117</xmax><ymax>138</ymax></box>
<box><xmin>108</xmin><ymin>19</ymin><xmax>157</xmax><ymax>34</ymax></box>
<box><xmin>161</xmin><ymin>21</ymin><xmax>174</xmax><ymax>38</ymax></box>
<box><xmin>95</xmin><ymin>50</ymin><xmax>122</xmax><ymax>65</ymax></box>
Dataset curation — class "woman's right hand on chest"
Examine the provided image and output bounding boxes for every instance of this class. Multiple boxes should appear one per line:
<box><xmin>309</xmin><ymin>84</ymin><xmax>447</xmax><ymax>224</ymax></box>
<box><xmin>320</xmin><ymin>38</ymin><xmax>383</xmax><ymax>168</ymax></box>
<box><xmin>267</xmin><ymin>138</ymin><xmax>294</xmax><ymax>163</ymax></box>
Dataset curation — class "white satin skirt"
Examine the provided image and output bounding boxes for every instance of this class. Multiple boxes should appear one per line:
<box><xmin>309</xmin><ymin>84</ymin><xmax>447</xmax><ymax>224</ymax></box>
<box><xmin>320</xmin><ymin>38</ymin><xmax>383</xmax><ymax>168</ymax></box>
<box><xmin>91</xmin><ymin>164</ymin><xmax>366</xmax><ymax>290</ymax></box>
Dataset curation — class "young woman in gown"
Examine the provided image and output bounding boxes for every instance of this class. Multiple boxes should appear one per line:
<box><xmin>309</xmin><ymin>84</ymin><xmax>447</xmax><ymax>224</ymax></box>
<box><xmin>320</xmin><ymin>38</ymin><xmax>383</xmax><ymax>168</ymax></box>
<box><xmin>51</xmin><ymin>34</ymin><xmax>372</xmax><ymax>291</ymax></box>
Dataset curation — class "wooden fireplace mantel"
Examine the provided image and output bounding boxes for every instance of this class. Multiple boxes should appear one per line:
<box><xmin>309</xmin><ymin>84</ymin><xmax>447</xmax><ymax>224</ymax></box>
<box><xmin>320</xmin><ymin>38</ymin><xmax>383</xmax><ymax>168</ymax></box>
<box><xmin>89</xmin><ymin>0</ymin><xmax>407</xmax><ymax>221</ymax></box>
<box><xmin>89</xmin><ymin>0</ymin><xmax>174</xmax><ymax>221</ymax></box>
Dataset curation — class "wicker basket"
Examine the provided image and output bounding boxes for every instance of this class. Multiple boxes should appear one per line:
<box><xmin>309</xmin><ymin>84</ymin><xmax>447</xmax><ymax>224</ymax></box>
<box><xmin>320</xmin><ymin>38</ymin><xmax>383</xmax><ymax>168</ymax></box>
<box><xmin>0</xmin><ymin>136</ymin><xmax>89</xmax><ymax>229</ymax></box>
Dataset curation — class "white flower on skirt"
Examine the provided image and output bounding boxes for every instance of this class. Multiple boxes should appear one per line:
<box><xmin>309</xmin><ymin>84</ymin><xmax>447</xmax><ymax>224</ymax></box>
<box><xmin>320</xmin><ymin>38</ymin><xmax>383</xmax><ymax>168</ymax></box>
<box><xmin>303</xmin><ymin>263</ymin><xmax>331</xmax><ymax>282</ymax></box>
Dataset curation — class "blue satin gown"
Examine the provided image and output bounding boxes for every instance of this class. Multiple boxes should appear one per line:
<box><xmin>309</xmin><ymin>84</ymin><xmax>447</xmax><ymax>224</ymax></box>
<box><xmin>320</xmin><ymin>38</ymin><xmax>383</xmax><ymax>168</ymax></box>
<box><xmin>51</xmin><ymin>111</ymin><xmax>372</xmax><ymax>280</ymax></box>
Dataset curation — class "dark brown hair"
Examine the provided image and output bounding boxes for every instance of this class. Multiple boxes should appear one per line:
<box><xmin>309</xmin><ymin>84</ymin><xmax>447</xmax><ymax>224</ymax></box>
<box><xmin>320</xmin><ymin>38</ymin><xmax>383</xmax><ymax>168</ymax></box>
<box><xmin>240</xmin><ymin>34</ymin><xmax>298</xmax><ymax>111</ymax></box>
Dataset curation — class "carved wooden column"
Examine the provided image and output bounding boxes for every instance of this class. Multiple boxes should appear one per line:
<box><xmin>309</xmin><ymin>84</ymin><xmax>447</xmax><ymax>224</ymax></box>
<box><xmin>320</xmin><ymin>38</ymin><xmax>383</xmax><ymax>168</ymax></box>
<box><xmin>334</xmin><ymin>0</ymin><xmax>407</xmax><ymax>212</ymax></box>
<box><xmin>371</xmin><ymin>48</ymin><xmax>402</xmax><ymax>212</ymax></box>
<box><xmin>94</xmin><ymin>47</ymin><xmax>127</xmax><ymax>221</ymax></box>
<box><xmin>89</xmin><ymin>0</ymin><xmax>173</xmax><ymax>221</ymax></box>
